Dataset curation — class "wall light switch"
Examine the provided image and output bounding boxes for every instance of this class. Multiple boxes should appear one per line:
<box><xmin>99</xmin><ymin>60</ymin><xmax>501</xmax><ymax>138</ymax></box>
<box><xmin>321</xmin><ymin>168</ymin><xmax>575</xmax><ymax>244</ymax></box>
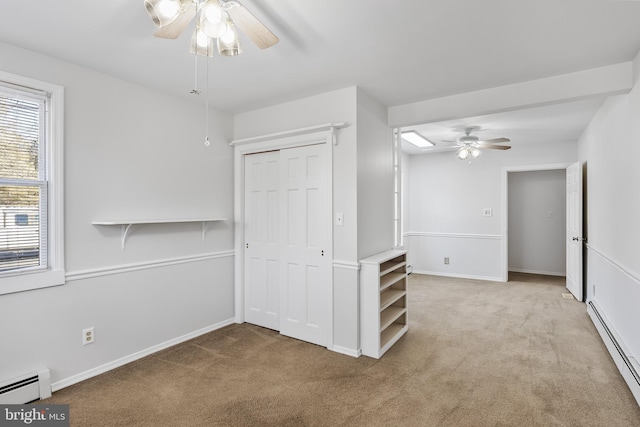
<box><xmin>483</xmin><ymin>208</ymin><xmax>492</xmax><ymax>217</ymax></box>
<box><xmin>335</xmin><ymin>212</ymin><xmax>344</xmax><ymax>226</ymax></box>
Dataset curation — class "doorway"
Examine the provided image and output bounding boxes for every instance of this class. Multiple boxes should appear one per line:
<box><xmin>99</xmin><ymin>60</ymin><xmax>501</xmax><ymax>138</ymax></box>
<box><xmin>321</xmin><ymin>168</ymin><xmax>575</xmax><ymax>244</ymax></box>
<box><xmin>243</xmin><ymin>144</ymin><xmax>330</xmax><ymax>346</ymax></box>
<box><xmin>507</xmin><ymin>169</ymin><xmax>566</xmax><ymax>277</ymax></box>
<box><xmin>501</xmin><ymin>163</ymin><xmax>571</xmax><ymax>282</ymax></box>
<box><xmin>231</xmin><ymin>124</ymin><xmax>339</xmax><ymax>349</ymax></box>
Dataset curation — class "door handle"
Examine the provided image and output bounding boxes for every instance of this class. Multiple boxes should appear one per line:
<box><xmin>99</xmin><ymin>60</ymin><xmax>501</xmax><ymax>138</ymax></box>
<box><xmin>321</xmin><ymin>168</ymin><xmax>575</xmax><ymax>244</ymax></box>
<box><xmin>572</xmin><ymin>237</ymin><xmax>586</xmax><ymax>242</ymax></box>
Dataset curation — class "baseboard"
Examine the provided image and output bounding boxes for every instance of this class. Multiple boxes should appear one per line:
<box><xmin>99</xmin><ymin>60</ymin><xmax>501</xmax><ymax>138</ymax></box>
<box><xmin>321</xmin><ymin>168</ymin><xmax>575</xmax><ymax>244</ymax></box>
<box><xmin>51</xmin><ymin>317</ymin><xmax>235</xmax><ymax>392</ymax></box>
<box><xmin>587</xmin><ymin>301</ymin><xmax>640</xmax><ymax>406</ymax></box>
<box><xmin>330</xmin><ymin>345</ymin><xmax>361</xmax><ymax>358</ymax></box>
<box><xmin>508</xmin><ymin>268</ymin><xmax>565</xmax><ymax>277</ymax></box>
<box><xmin>412</xmin><ymin>270</ymin><xmax>503</xmax><ymax>282</ymax></box>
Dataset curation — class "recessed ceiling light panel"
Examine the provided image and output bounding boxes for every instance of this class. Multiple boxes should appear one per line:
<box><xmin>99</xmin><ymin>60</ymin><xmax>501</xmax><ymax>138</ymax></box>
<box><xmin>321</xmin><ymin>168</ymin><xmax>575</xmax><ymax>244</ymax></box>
<box><xmin>401</xmin><ymin>131</ymin><xmax>435</xmax><ymax>148</ymax></box>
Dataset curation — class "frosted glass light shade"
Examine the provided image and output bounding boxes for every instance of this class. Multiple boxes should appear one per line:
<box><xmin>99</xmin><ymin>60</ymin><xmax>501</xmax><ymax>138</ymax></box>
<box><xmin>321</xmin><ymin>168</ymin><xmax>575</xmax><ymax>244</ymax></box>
<box><xmin>144</xmin><ymin>0</ymin><xmax>183</xmax><ymax>27</ymax></box>
<box><xmin>457</xmin><ymin>147</ymin><xmax>470</xmax><ymax>160</ymax></box>
<box><xmin>200</xmin><ymin>0</ymin><xmax>229</xmax><ymax>38</ymax></box>
<box><xmin>190</xmin><ymin>25</ymin><xmax>214</xmax><ymax>57</ymax></box>
<box><xmin>218</xmin><ymin>24</ymin><xmax>242</xmax><ymax>56</ymax></box>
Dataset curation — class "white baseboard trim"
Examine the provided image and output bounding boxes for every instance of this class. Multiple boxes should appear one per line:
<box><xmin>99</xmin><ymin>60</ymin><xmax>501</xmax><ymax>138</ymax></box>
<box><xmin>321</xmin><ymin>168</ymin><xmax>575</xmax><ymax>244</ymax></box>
<box><xmin>508</xmin><ymin>268</ymin><xmax>565</xmax><ymax>277</ymax></box>
<box><xmin>66</xmin><ymin>250</ymin><xmax>235</xmax><ymax>282</ymax></box>
<box><xmin>330</xmin><ymin>345</ymin><xmax>361</xmax><ymax>358</ymax></box>
<box><xmin>412</xmin><ymin>269</ymin><xmax>503</xmax><ymax>282</ymax></box>
<box><xmin>51</xmin><ymin>317</ymin><xmax>235</xmax><ymax>392</ymax></box>
<box><xmin>587</xmin><ymin>301</ymin><xmax>640</xmax><ymax>406</ymax></box>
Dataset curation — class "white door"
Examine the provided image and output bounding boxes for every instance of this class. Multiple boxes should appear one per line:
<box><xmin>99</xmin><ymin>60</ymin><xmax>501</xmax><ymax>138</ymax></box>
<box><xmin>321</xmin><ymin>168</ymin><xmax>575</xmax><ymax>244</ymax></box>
<box><xmin>566</xmin><ymin>161</ymin><xmax>583</xmax><ymax>301</ymax></box>
<box><xmin>244</xmin><ymin>152</ymin><xmax>280</xmax><ymax>330</ymax></box>
<box><xmin>279</xmin><ymin>144</ymin><xmax>330</xmax><ymax>346</ymax></box>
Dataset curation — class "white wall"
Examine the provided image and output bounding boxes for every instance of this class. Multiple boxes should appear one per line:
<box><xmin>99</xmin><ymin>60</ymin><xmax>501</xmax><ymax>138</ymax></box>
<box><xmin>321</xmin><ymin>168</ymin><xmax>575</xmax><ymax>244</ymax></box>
<box><xmin>0</xmin><ymin>43</ymin><xmax>235</xmax><ymax>389</ymax></box>
<box><xmin>356</xmin><ymin>88</ymin><xmax>394</xmax><ymax>259</ymax></box>
<box><xmin>405</xmin><ymin>140</ymin><xmax>577</xmax><ymax>280</ymax></box>
<box><xmin>508</xmin><ymin>170</ymin><xmax>566</xmax><ymax>276</ymax></box>
<box><xmin>579</xmin><ymin>49</ymin><xmax>640</xmax><ymax>377</ymax></box>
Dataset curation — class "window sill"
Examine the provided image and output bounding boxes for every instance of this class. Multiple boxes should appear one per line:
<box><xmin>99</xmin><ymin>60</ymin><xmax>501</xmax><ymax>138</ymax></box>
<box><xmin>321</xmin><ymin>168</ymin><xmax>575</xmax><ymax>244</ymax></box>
<box><xmin>0</xmin><ymin>269</ymin><xmax>65</xmax><ymax>295</ymax></box>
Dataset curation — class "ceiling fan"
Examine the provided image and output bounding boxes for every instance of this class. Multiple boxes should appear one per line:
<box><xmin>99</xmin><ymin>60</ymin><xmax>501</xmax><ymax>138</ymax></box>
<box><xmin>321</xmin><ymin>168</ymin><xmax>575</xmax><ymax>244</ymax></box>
<box><xmin>144</xmin><ymin>0</ymin><xmax>279</xmax><ymax>57</ymax></box>
<box><xmin>442</xmin><ymin>127</ymin><xmax>511</xmax><ymax>160</ymax></box>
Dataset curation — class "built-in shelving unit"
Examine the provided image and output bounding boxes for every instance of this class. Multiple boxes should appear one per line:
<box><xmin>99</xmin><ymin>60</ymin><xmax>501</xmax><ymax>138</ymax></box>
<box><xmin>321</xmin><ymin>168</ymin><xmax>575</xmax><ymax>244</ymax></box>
<box><xmin>360</xmin><ymin>249</ymin><xmax>408</xmax><ymax>358</ymax></box>
<box><xmin>92</xmin><ymin>218</ymin><xmax>227</xmax><ymax>250</ymax></box>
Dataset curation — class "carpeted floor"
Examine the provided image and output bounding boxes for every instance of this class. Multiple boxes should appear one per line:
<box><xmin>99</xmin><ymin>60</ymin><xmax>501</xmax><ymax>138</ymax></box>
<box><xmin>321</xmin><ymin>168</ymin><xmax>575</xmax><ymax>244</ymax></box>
<box><xmin>46</xmin><ymin>273</ymin><xmax>640</xmax><ymax>426</ymax></box>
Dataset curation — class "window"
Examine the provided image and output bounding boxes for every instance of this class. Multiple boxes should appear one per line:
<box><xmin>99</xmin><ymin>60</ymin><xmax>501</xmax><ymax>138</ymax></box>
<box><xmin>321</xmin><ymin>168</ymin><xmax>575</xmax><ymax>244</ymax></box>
<box><xmin>0</xmin><ymin>71</ymin><xmax>64</xmax><ymax>294</ymax></box>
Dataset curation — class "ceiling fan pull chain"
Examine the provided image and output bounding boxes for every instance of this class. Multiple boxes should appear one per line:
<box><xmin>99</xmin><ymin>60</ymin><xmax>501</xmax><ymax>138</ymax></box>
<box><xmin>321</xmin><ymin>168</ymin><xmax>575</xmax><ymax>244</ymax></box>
<box><xmin>204</xmin><ymin>58</ymin><xmax>210</xmax><ymax>146</ymax></box>
<box><xmin>190</xmin><ymin>54</ymin><xmax>201</xmax><ymax>95</ymax></box>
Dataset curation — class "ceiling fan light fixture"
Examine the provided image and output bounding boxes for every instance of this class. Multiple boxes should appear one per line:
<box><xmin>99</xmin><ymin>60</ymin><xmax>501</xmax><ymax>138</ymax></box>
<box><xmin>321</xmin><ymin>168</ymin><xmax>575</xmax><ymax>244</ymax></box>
<box><xmin>200</xmin><ymin>1</ymin><xmax>229</xmax><ymax>38</ymax></box>
<box><xmin>144</xmin><ymin>0</ymin><xmax>183</xmax><ymax>27</ymax></box>
<box><xmin>470</xmin><ymin>147</ymin><xmax>481</xmax><ymax>158</ymax></box>
<box><xmin>457</xmin><ymin>147</ymin><xmax>470</xmax><ymax>160</ymax></box>
<box><xmin>401</xmin><ymin>130</ymin><xmax>435</xmax><ymax>148</ymax></box>
<box><xmin>190</xmin><ymin>25</ymin><xmax>215</xmax><ymax>57</ymax></box>
<box><xmin>217</xmin><ymin>22</ymin><xmax>242</xmax><ymax>56</ymax></box>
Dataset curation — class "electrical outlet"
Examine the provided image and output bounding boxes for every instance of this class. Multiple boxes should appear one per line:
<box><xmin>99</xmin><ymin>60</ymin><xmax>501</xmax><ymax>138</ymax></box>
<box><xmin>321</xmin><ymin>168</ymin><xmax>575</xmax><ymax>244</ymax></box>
<box><xmin>82</xmin><ymin>327</ymin><xmax>95</xmax><ymax>345</ymax></box>
<box><xmin>483</xmin><ymin>208</ymin><xmax>492</xmax><ymax>217</ymax></box>
<box><xmin>444</xmin><ymin>257</ymin><xmax>450</xmax><ymax>265</ymax></box>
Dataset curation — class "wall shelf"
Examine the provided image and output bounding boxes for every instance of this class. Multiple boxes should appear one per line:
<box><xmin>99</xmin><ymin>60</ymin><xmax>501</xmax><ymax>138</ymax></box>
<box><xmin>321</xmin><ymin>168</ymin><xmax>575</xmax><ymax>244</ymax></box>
<box><xmin>92</xmin><ymin>218</ymin><xmax>227</xmax><ymax>250</ymax></box>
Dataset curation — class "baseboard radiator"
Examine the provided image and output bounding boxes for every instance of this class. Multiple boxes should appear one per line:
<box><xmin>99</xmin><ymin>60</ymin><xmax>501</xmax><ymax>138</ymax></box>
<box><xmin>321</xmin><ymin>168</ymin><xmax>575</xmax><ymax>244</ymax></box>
<box><xmin>0</xmin><ymin>369</ymin><xmax>51</xmax><ymax>404</ymax></box>
<box><xmin>588</xmin><ymin>301</ymin><xmax>640</xmax><ymax>405</ymax></box>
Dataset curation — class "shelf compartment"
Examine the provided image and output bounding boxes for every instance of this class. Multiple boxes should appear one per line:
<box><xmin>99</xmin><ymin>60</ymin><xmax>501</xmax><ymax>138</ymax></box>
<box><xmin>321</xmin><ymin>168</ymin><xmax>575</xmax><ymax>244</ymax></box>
<box><xmin>380</xmin><ymin>272</ymin><xmax>406</xmax><ymax>292</ymax></box>
<box><xmin>380</xmin><ymin>323</ymin><xmax>408</xmax><ymax>353</ymax></box>
<box><xmin>380</xmin><ymin>306</ymin><xmax>406</xmax><ymax>332</ymax></box>
<box><xmin>380</xmin><ymin>289</ymin><xmax>406</xmax><ymax>312</ymax></box>
<box><xmin>380</xmin><ymin>259</ymin><xmax>406</xmax><ymax>276</ymax></box>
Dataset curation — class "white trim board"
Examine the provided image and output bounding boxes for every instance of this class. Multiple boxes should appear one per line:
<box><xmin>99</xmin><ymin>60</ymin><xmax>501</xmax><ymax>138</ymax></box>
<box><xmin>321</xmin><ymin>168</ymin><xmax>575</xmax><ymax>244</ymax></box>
<box><xmin>66</xmin><ymin>250</ymin><xmax>235</xmax><ymax>282</ymax></box>
<box><xmin>51</xmin><ymin>318</ymin><xmax>235</xmax><ymax>392</ymax></box>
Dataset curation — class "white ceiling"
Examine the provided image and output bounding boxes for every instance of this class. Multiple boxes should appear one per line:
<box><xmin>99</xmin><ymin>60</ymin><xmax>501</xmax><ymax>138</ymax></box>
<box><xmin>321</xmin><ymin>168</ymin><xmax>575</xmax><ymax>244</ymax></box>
<box><xmin>399</xmin><ymin>98</ymin><xmax>606</xmax><ymax>155</ymax></box>
<box><xmin>1</xmin><ymin>1</ymin><xmax>640</xmax><ymax>149</ymax></box>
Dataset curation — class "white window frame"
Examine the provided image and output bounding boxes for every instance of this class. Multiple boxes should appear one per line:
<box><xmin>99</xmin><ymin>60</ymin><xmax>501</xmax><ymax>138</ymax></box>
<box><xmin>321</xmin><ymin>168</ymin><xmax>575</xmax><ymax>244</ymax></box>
<box><xmin>0</xmin><ymin>71</ymin><xmax>64</xmax><ymax>295</ymax></box>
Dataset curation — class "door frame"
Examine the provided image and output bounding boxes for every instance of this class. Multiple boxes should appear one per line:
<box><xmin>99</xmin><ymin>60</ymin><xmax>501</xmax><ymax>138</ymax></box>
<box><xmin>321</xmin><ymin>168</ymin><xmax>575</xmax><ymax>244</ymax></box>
<box><xmin>230</xmin><ymin>123</ymin><xmax>344</xmax><ymax>349</ymax></box>
<box><xmin>501</xmin><ymin>162</ymin><xmax>572</xmax><ymax>282</ymax></box>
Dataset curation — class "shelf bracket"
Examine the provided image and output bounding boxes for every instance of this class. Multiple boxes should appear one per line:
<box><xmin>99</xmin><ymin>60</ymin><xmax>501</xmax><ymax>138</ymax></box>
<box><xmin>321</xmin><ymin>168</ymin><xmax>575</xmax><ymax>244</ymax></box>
<box><xmin>201</xmin><ymin>221</ymin><xmax>208</xmax><ymax>241</ymax></box>
<box><xmin>121</xmin><ymin>223</ymin><xmax>134</xmax><ymax>251</ymax></box>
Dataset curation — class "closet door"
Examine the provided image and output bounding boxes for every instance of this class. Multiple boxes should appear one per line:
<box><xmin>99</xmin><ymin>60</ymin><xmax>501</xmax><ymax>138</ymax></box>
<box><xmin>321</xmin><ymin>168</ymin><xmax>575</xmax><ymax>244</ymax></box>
<box><xmin>244</xmin><ymin>152</ymin><xmax>280</xmax><ymax>330</ymax></box>
<box><xmin>279</xmin><ymin>144</ymin><xmax>330</xmax><ymax>346</ymax></box>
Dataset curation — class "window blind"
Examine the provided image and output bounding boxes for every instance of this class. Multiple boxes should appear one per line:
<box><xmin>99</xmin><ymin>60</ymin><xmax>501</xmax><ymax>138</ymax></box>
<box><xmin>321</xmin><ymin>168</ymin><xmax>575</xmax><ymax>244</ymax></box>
<box><xmin>0</xmin><ymin>89</ymin><xmax>47</xmax><ymax>273</ymax></box>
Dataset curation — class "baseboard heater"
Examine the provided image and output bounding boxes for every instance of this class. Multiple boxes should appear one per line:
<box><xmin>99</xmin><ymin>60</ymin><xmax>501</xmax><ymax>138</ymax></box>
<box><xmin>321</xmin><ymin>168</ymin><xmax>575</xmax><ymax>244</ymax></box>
<box><xmin>0</xmin><ymin>369</ymin><xmax>51</xmax><ymax>404</ymax></box>
<box><xmin>588</xmin><ymin>301</ymin><xmax>640</xmax><ymax>404</ymax></box>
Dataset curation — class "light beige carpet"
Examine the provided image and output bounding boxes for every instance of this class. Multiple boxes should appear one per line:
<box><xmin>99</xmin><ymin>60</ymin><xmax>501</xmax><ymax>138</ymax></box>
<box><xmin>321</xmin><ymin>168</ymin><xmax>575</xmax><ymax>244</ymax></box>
<box><xmin>46</xmin><ymin>273</ymin><xmax>640</xmax><ymax>426</ymax></box>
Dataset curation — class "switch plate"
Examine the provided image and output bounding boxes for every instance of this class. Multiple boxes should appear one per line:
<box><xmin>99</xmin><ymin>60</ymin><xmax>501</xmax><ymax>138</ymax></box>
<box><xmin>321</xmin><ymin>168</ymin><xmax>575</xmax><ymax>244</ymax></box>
<box><xmin>483</xmin><ymin>208</ymin><xmax>492</xmax><ymax>217</ymax></box>
<box><xmin>335</xmin><ymin>212</ymin><xmax>344</xmax><ymax>226</ymax></box>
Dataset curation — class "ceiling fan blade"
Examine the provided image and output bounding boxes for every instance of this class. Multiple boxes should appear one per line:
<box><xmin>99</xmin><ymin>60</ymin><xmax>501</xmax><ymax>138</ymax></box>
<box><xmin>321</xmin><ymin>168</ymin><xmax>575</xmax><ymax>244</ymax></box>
<box><xmin>440</xmin><ymin>139</ymin><xmax>457</xmax><ymax>143</ymax></box>
<box><xmin>482</xmin><ymin>144</ymin><xmax>511</xmax><ymax>150</ymax></box>
<box><xmin>478</xmin><ymin>137</ymin><xmax>510</xmax><ymax>144</ymax></box>
<box><xmin>153</xmin><ymin>2</ymin><xmax>197</xmax><ymax>39</ymax></box>
<box><xmin>225</xmin><ymin>1</ymin><xmax>279</xmax><ymax>49</ymax></box>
